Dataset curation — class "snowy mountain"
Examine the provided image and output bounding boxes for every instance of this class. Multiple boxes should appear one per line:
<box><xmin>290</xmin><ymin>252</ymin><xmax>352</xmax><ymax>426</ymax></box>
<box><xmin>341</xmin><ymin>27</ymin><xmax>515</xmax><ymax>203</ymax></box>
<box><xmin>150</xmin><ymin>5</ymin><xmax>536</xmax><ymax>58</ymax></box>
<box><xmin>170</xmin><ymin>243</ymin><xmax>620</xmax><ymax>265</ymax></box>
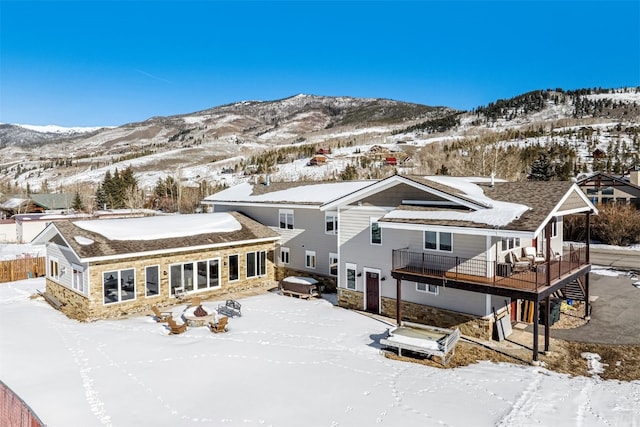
<box><xmin>1</xmin><ymin>88</ymin><xmax>639</xmax><ymax>195</ymax></box>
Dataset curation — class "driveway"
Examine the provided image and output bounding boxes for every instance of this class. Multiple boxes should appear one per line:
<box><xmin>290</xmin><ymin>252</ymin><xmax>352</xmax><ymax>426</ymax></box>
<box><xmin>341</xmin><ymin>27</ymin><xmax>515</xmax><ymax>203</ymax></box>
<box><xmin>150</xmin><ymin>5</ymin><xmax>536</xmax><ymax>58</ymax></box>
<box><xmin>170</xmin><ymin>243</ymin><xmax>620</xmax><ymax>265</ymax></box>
<box><xmin>548</xmin><ymin>270</ymin><xmax>640</xmax><ymax>345</ymax></box>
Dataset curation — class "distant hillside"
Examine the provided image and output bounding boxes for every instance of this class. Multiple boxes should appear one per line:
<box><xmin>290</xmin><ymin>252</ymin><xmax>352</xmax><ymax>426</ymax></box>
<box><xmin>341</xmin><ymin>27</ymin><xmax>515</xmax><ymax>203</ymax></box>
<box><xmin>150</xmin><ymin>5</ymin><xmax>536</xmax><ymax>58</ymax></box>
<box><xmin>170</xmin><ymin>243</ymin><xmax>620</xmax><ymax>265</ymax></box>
<box><xmin>1</xmin><ymin>88</ymin><xmax>639</xmax><ymax>210</ymax></box>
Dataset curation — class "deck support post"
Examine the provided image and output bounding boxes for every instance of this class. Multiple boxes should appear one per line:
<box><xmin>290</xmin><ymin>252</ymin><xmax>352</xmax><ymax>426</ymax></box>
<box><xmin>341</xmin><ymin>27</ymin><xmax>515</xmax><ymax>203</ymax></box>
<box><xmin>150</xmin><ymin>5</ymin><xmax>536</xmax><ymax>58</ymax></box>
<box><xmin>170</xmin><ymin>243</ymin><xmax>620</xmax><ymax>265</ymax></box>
<box><xmin>532</xmin><ymin>298</ymin><xmax>539</xmax><ymax>362</ymax></box>
<box><xmin>544</xmin><ymin>295</ymin><xmax>550</xmax><ymax>352</ymax></box>
<box><xmin>545</xmin><ymin>222</ymin><xmax>552</xmax><ymax>287</ymax></box>
<box><xmin>585</xmin><ymin>211</ymin><xmax>591</xmax><ymax>319</ymax></box>
<box><xmin>396</xmin><ymin>278</ymin><xmax>402</xmax><ymax>326</ymax></box>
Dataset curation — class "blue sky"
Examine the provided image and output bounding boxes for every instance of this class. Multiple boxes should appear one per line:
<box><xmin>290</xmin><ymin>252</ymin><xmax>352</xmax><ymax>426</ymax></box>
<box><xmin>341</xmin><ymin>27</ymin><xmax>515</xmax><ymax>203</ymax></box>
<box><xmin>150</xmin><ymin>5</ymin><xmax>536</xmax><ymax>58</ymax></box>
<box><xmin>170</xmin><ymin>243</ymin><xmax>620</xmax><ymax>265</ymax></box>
<box><xmin>1</xmin><ymin>1</ymin><xmax>639</xmax><ymax>127</ymax></box>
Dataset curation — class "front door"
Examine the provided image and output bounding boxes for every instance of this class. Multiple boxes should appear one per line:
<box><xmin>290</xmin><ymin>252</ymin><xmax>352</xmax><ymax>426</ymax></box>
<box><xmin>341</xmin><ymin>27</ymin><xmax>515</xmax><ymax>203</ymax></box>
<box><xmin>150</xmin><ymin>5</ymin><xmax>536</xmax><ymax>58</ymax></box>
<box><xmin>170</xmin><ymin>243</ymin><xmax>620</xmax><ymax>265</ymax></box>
<box><xmin>365</xmin><ymin>271</ymin><xmax>379</xmax><ymax>313</ymax></box>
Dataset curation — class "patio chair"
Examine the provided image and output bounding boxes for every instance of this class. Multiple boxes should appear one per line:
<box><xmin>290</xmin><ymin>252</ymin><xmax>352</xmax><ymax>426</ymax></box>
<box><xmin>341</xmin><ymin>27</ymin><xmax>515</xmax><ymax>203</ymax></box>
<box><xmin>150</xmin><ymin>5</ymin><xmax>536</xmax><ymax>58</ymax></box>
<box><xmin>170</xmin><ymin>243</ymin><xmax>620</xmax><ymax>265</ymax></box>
<box><xmin>167</xmin><ymin>317</ymin><xmax>187</xmax><ymax>335</ymax></box>
<box><xmin>522</xmin><ymin>247</ymin><xmax>545</xmax><ymax>264</ymax></box>
<box><xmin>508</xmin><ymin>251</ymin><xmax>531</xmax><ymax>273</ymax></box>
<box><xmin>209</xmin><ymin>316</ymin><xmax>229</xmax><ymax>333</ymax></box>
<box><xmin>151</xmin><ymin>306</ymin><xmax>172</xmax><ymax>323</ymax></box>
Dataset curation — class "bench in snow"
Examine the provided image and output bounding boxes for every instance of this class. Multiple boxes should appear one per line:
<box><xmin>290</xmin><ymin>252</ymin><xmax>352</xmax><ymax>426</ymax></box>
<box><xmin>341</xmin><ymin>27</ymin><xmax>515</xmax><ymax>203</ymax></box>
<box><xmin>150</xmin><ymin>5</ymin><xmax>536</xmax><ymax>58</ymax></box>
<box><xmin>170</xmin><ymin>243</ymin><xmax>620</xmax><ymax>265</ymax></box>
<box><xmin>37</xmin><ymin>290</ymin><xmax>65</xmax><ymax>310</ymax></box>
<box><xmin>380</xmin><ymin>322</ymin><xmax>461</xmax><ymax>366</ymax></box>
<box><xmin>218</xmin><ymin>299</ymin><xmax>242</xmax><ymax>317</ymax></box>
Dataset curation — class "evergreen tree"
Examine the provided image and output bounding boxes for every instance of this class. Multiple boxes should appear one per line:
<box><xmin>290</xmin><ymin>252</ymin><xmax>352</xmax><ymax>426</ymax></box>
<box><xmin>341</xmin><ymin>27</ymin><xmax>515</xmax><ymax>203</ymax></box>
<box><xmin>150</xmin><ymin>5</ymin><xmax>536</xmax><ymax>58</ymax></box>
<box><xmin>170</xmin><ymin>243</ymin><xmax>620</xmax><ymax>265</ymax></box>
<box><xmin>528</xmin><ymin>152</ymin><xmax>554</xmax><ymax>181</ymax></box>
<box><xmin>72</xmin><ymin>191</ymin><xmax>85</xmax><ymax>211</ymax></box>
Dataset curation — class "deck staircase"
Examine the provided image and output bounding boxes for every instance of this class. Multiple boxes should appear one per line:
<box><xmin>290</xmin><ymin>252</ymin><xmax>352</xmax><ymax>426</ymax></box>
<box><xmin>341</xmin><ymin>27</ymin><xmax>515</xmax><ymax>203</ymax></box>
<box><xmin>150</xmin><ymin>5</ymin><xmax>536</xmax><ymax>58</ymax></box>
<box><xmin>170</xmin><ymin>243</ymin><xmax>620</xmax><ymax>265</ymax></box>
<box><xmin>560</xmin><ymin>277</ymin><xmax>586</xmax><ymax>301</ymax></box>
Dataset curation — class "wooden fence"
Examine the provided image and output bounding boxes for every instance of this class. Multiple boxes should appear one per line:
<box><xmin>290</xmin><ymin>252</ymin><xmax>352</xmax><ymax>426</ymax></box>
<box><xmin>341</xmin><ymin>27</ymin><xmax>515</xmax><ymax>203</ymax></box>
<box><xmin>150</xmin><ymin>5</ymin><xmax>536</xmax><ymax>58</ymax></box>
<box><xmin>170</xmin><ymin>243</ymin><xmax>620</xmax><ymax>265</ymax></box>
<box><xmin>0</xmin><ymin>257</ymin><xmax>45</xmax><ymax>283</ymax></box>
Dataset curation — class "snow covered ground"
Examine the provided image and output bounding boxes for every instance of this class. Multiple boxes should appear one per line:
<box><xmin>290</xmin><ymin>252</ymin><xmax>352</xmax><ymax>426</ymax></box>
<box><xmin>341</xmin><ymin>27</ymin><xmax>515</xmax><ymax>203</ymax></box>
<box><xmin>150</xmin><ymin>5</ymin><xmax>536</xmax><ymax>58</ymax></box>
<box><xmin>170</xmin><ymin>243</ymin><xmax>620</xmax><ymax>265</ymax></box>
<box><xmin>1</xmin><ymin>278</ymin><xmax>639</xmax><ymax>427</ymax></box>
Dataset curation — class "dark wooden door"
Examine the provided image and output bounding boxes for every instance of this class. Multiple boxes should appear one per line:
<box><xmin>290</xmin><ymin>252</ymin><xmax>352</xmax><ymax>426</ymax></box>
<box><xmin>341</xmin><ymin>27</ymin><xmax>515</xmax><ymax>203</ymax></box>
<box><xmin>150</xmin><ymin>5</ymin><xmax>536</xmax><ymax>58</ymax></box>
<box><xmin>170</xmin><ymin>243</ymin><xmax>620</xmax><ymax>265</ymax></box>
<box><xmin>365</xmin><ymin>272</ymin><xmax>379</xmax><ymax>313</ymax></box>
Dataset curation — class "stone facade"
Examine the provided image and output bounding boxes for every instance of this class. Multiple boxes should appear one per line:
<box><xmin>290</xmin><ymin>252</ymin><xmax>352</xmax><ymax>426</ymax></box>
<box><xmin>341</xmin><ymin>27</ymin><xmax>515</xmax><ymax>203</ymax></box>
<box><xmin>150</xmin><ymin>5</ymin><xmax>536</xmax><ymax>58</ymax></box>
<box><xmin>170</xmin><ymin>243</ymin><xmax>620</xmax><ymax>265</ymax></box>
<box><xmin>338</xmin><ymin>288</ymin><xmax>494</xmax><ymax>340</ymax></box>
<box><xmin>47</xmin><ymin>241</ymin><xmax>276</xmax><ymax>321</ymax></box>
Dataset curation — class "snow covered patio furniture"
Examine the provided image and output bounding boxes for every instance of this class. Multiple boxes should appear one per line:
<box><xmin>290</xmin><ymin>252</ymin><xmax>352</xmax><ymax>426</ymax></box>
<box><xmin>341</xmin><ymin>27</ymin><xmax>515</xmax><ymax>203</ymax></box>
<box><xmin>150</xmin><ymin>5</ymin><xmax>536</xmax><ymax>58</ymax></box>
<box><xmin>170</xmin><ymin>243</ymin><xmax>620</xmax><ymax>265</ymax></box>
<box><xmin>151</xmin><ymin>306</ymin><xmax>172</xmax><ymax>323</ymax></box>
<box><xmin>167</xmin><ymin>317</ymin><xmax>187</xmax><ymax>335</ymax></box>
<box><xmin>217</xmin><ymin>299</ymin><xmax>242</xmax><ymax>317</ymax></box>
<box><xmin>380</xmin><ymin>322</ymin><xmax>461</xmax><ymax>366</ymax></box>
<box><xmin>209</xmin><ymin>316</ymin><xmax>229</xmax><ymax>333</ymax></box>
<box><xmin>279</xmin><ymin>276</ymin><xmax>320</xmax><ymax>299</ymax></box>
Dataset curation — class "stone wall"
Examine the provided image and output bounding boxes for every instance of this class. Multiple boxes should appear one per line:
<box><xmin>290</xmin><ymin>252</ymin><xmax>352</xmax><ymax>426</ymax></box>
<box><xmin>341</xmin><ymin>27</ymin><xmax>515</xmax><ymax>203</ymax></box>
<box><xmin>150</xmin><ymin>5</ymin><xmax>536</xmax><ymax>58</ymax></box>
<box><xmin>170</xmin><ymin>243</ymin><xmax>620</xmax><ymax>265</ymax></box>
<box><xmin>275</xmin><ymin>266</ymin><xmax>337</xmax><ymax>292</ymax></box>
<box><xmin>338</xmin><ymin>288</ymin><xmax>494</xmax><ymax>340</ymax></box>
<box><xmin>47</xmin><ymin>241</ymin><xmax>276</xmax><ymax>321</ymax></box>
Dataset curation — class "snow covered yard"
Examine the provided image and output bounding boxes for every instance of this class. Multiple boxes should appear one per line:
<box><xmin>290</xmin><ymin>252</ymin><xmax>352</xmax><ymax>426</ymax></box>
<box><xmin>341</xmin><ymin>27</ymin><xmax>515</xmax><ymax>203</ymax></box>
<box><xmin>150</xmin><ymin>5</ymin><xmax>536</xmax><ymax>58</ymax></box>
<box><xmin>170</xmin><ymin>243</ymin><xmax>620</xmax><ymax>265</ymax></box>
<box><xmin>1</xmin><ymin>278</ymin><xmax>639</xmax><ymax>427</ymax></box>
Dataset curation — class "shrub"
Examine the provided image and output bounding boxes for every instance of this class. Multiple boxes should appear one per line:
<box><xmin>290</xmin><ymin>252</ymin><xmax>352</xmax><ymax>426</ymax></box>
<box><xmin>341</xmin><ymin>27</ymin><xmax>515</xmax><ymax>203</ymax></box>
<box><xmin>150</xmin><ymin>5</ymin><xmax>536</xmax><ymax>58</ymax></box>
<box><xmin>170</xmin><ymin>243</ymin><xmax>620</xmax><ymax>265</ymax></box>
<box><xmin>565</xmin><ymin>205</ymin><xmax>640</xmax><ymax>246</ymax></box>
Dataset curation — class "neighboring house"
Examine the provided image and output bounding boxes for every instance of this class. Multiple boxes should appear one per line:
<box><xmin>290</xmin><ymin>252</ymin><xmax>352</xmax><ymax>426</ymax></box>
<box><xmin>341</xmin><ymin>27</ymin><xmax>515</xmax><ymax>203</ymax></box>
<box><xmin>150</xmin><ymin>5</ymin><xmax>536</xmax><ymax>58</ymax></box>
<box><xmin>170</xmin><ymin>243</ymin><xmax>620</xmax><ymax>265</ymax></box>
<box><xmin>202</xmin><ymin>180</ymin><xmax>375</xmax><ymax>289</ymax></box>
<box><xmin>32</xmin><ymin>212</ymin><xmax>279</xmax><ymax>321</ymax></box>
<box><xmin>318</xmin><ymin>174</ymin><xmax>596</xmax><ymax>361</ymax></box>
<box><xmin>0</xmin><ymin>193</ymin><xmax>75</xmax><ymax>218</ymax></box>
<box><xmin>577</xmin><ymin>170</ymin><xmax>640</xmax><ymax>208</ymax></box>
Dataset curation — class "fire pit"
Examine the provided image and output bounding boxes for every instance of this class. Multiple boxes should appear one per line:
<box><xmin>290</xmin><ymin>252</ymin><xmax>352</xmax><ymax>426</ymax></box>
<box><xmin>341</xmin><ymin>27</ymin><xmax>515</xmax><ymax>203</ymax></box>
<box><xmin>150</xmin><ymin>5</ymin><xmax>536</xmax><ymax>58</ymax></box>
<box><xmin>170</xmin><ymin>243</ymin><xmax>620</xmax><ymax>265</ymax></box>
<box><xmin>183</xmin><ymin>304</ymin><xmax>217</xmax><ymax>327</ymax></box>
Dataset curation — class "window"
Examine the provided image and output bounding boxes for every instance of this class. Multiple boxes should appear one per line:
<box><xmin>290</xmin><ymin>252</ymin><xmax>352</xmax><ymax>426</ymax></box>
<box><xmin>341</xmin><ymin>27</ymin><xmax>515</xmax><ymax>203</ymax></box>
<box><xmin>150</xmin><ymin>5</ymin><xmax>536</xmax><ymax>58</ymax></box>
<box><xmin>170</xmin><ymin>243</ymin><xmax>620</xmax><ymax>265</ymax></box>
<box><xmin>228</xmin><ymin>254</ymin><xmax>239</xmax><ymax>281</ymax></box>
<box><xmin>501</xmin><ymin>237</ymin><xmax>521</xmax><ymax>252</ymax></box>
<box><xmin>551</xmin><ymin>217</ymin><xmax>558</xmax><ymax>238</ymax></box>
<box><xmin>103</xmin><ymin>268</ymin><xmax>135</xmax><ymax>304</ymax></box>
<box><xmin>305</xmin><ymin>250</ymin><xmax>316</xmax><ymax>269</ymax></box>
<box><xmin>329</xmin><ymin>252</ymin><xmax>338</xmax><ymax>276</ymax></box>
<box><xmin>279</xmin><ymin>209</ymin><xmax>294</xmax><ymax>230</ymax></box>
<box><xmin>601</xmin><ymin>187</ymin><xmax>614</xmax><ymax>195</ymax></box>
<box><xmin>145</xmin><ymin>265</ymin><xmax>160</xmax><ymax>297</ymax></box>
<box><xmin>48</xmin><ymin>257</ymin><xmax>59</xmax><ymax>281</ymax></box>
<box><xmin>424</xmin><ymin>231</ymin><xmax>452</xmax><ymax>252</ymax></box>
<box><xmin>325</xmin><ymin>213</ymin><xmax>338</xmax><ymax>234</ymax></box>
<box><xmin>169</xmin><ymin>259</ymin><xmax>220</xmax><ymax>296</ymax></box>
<box><xmin>346</xmin><ymin>263</ymin><xmax>357</xmax><ymax>290</ymax></box>
<box><xmin>280</xmin><ymin>247</ymin><xmax>290</xmax><ymax>265</ymax></box>
<box><xmin>246</xmin><ymin>251</ymin><xmax>267</xmax><ymax>278</ymax></box>
<box><xmin>416</xmin><ymin>282</ymin><xmax>439</xmax><ymax>295</ymax></box>
<box><xmin>71</xmin><ymin>264</ymin><xmax>86</xmax><ymax>294</ymax></box>
<box><xmin>370</xmin><ymin>217</ymin><xmax>381</xmax><ymax>245</ymax></box>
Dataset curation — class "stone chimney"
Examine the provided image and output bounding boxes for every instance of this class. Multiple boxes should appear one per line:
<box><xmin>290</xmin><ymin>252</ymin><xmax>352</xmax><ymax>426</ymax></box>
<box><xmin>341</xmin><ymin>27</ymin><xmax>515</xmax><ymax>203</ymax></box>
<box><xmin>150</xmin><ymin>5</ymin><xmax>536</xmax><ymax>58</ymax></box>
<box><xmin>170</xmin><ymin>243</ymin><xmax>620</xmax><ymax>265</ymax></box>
<box><xmin>630</xmin><ymin>170</ymin><xmax>639</xmax><ymax>186</ymax></box>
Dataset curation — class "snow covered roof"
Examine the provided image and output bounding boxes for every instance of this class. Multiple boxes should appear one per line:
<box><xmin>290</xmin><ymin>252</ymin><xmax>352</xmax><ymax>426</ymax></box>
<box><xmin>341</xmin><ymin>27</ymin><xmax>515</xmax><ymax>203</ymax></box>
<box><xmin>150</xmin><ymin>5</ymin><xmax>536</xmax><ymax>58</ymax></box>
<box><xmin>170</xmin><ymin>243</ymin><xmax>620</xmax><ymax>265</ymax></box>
<box><xmin>74</xmin><ymin>213</ymin><xmax>241</xmax><ymax>241</ymax></box>
<box><xmin>34</xmin><ymin>212</ymin><xmax>279</xmax><ymax>261</ymax></box>
<box><xmin>381</xmin><ymin>179</ymin><xmax>591</xmax><ymax>234</ymax></box>
<box><xmin>383</xmin><ymin>176</ymin><xmax>530</xmax><ymax>228</ymax></box>
<box><xmin>203</xmin><ymin>180</ymin><xmax>375</xmax><ymax>206</ymax></box>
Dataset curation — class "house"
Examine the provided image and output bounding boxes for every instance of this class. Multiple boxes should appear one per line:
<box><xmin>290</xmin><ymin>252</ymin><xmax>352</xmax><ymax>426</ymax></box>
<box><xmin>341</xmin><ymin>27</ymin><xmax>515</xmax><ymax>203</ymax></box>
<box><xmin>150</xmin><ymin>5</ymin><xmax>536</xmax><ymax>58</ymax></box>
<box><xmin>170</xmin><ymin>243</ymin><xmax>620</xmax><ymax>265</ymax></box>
<box><xmin>385</xmin><ymin>157</ymin><xmax>398</xmax><ymax>166</ymax></box>
<box><xmin>201</xmin><ymin>180</ymin><xmax>375</xmax><ymax>289</ymax></box>
<box><xmin>592</xmin><ymin>148</ymin><xmax>607</xmax><ymax>159</ymax></box>
<box><xmin>317</xmin><ymin>174</ymin><xmax>596</xmax><ymax>361</ymax></box>
<box><xmin>31</xmin><ymin>212</ymin><xmax>280</xmax><ymax>321</ymax></box>
<box><xmin>0</xmin><ymin>193</ymin><xmax>75</xmax><ymax>218</ymax></box>
<box><xmin>307</xmin><ymin>155</ymin><xmax>328</xmax><ymax>166</ymax></box>
<box><xmin>577</xmin><ymin>169</ymin><xmax>640</xmax><ymax>208</ymax></box>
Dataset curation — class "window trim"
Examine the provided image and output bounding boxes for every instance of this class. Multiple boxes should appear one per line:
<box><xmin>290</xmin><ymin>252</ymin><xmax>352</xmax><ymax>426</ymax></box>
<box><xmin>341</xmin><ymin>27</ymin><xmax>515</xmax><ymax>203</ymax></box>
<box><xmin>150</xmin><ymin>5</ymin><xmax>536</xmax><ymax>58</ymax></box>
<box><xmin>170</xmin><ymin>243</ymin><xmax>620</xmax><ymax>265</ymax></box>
<box><xmin>103</xmin><ymin>268</ymin><xmax>136</xmax><ymax>305</ymax></box>
<box><xmin>71</xmin><ymin>263</ymin><xmax>86</xmax><ymax>294</ymax></box>
<box><xmin>325</xmin><ymin>212</ymin><xmax>338</xmax><ymax>235</ymax></box>
<box><xmin>280</xmin><ymin>247</ymin><xmax>290</xmax><ymax>265</ymax></box>
<box><xmin>48</xmin><ymin>257</ymin><xmax>60</xmax><ymax>281</ymax></box>
<box><xmin>145</xmin><ymin>265</ymin><xmax>160</xmax><ymax>298</ymax></box>
<box><xmin>345</xmin><ymin>263</ymin><xmax>357</xmax><ymax>290</ymax></box>
<box><xmin>169</xmin><ymin>259</ymin><xmax>221</xmax><ymax>297</ymax></box>
<box><xmin>370</xmin><ymin>217</ymin><xmax>382</xmax><ymax>245</ymax></box>
<box><xmin>305</xmin><ymin>250</ymin><xmax>316</xmax><ymax>269</ymax></box>
<box><xmin>500</xmin><ymin>237</ymin><xmax>521</xmax><ymax>252</ymax></box>
<box><xmin>228</xmin><ymin>254</ymin><xmax>239</xmax><ymax>282</ymax></box>
<box><xmin>329</xmin><ymin>252</ymin><xmax>338</xmax><ymax>276</ymax></box>
<box><xmin>423</xmin><ymin>231</ymin><xmax>453</xmax><ymax>252</ymax></box>
<box><xmin>246</xmin><ymin>250</ymin><xmax>267</xmax><ymax>278</ymax></box>
<box><xmin>416</xmin><ymin>282</ymin><xmax>439</xmax><ymax>295</ymax></box>
<box><xmin>278</xmin><ymin>209</ymin><xmax>294</xmax><ymax>230</ymax></box>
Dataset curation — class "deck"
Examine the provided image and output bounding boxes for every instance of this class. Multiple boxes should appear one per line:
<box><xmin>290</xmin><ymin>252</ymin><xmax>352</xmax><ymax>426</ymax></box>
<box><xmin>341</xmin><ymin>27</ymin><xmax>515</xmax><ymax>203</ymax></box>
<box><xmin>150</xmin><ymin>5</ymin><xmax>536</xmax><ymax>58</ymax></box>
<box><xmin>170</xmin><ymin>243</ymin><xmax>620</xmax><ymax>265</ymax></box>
<box><xmin>391</xmin><ymin>246</ymin><xmax>590</xmax><ymax>299</ymax></box>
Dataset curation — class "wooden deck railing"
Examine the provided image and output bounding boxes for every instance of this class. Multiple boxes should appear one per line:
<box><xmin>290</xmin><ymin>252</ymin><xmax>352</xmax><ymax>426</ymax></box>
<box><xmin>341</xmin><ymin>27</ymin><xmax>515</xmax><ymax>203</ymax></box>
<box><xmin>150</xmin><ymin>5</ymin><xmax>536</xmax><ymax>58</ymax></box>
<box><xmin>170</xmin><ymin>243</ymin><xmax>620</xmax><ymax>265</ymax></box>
<box><xmin>392</xmin><ymin>246</ymin><xmax>587</xmax><ymax>292</ymax></box>
<box><xmin>0</xmin><ymin>256</ymin><xmax>45</xmax><ymax>283</ymax></box>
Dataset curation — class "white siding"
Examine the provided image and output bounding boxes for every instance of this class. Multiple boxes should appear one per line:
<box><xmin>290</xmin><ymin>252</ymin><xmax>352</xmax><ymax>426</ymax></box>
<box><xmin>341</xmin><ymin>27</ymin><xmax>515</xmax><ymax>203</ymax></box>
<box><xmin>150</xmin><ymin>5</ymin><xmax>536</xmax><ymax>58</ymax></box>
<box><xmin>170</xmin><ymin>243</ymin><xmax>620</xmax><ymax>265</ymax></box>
<box><xmin>213</xmin><ymin>205</ymin><xmax>337</xmax><ymax>276</ymax></box>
